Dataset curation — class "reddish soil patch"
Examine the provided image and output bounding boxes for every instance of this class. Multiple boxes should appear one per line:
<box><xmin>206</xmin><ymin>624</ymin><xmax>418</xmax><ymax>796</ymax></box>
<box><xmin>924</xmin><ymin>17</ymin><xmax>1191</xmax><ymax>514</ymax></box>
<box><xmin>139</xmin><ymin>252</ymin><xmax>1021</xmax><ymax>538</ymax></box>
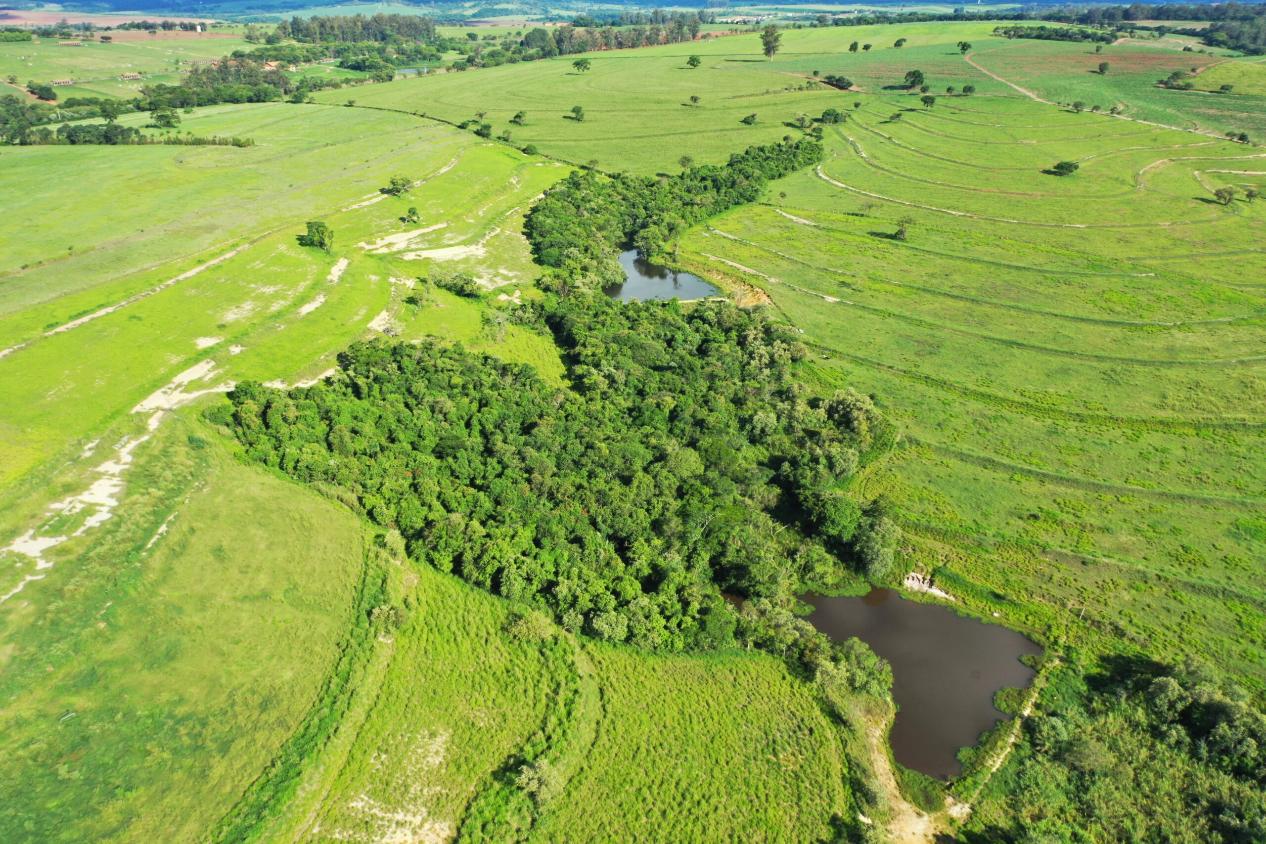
<box><xmin>991</xmin><ymin>47</ymin><xmax>1218</xmax><ymax>77</ymax></box>
<box><xmin>0</xmin><ymin>9</ymin><xmax>217</xmax><ymax>26</ymax></box>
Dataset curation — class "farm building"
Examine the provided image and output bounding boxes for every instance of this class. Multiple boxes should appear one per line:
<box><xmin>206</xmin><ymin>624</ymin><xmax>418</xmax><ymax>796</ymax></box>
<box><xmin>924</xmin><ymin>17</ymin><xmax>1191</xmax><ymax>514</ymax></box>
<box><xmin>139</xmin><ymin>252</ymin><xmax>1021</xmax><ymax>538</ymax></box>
<box><xmin>119</xmin><ymin>72</ymin><xmax>142</xmax><ymax>80</ymax></box>
<box><xmin>51</xmin><ymin>79</ymin><xmax>73</xmax><ymax>86</ymax></box>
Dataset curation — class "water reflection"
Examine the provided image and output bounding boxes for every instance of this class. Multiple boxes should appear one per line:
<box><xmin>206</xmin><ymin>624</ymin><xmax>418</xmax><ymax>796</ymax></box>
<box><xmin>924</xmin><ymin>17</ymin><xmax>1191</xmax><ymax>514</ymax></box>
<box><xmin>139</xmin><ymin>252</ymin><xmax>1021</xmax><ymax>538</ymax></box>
<box><xmin>805</xmin><ymin>589</ymin><xmax>1042</xmax><ymax>779</ymax></box>
<box><xmin>603</xmin><ymin>250</ymin><xmax>718</xmax><ymax>302</ymax></box>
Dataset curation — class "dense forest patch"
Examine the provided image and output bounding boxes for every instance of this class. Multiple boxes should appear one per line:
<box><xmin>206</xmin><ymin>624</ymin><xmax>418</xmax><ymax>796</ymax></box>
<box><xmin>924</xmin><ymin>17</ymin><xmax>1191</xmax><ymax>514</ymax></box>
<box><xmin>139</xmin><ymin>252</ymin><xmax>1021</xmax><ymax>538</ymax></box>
<box><xmin>221</xmin><ymin>294</ymin><xmax>896</xmax><ymax>677</ymax></box>
<box><xmin>964</xmin><ymin>655</ymin><xmax>1266</xmax><ymax>841</ymax></box>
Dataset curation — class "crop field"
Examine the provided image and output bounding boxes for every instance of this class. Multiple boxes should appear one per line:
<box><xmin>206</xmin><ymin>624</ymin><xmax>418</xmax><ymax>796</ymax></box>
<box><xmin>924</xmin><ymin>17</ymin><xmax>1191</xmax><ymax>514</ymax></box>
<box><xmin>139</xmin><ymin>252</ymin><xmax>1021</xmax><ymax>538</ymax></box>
<box><xmin>0</xmin><ymin>33</ymin><xmax>251</xmax><ymax>99</ymax></box>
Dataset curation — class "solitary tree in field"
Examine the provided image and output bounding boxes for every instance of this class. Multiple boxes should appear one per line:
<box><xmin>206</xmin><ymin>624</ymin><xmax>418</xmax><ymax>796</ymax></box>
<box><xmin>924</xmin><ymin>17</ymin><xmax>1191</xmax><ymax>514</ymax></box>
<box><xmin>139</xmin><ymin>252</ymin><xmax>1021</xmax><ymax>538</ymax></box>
<box><xmin>570</xmin><ymin>105</ymin><xmax>585</xmax><ymax>121</ymax></box>
<box><xmin>894</xmin><ymin>216</ymin><xmax>914</xmax><ymax>241</ymax></box>
<box><xmin>849</xmin><ymin>41</ymin><xmax>859</xmax><ymax>53</ymax></box>
<box><xmin>510</xmin><ymin>110</ymin><xmax>526</xmax><ymax>125</ymax></box>
<box><xmin>690</xmin><ymin>94</ymin><xmax>701</xmax><ymax>105</ymax></box>
<box><xmin>1050</xmin><ymin>160</ymin><xmax>1079</xmax><ymax>176</ymax></box>
<box><xmin>962</xmin><ymin>84</ymin><xmax>976</xmax><ymax>95</ymax></box>
<box><xmin>1072</xmin><ymin>100</ymin><xmax>1086</xmax><ymax>113</ymax></box>
<box><xmin>957</xmin><ymin>41</ymin><xmax>972</xmax><ymax>53</ymax></box>
<box><xmin>679</xmin><ymin>154</ymin><xmax>694</xmax><ymax>169</ymax></box>
<box><xmin>298</xmin><ymin>221</ymin><xmax>334</xmax><ymax>253</ymax></box>
<box><xmin>1245</xmin><ymin>188</ymin><xmax>1259</xmax><ymax>203</ymax></box>
<box><xmin>741</xmin><ymin>113</ymin><xmax>758</xmax><ymax>125</ymax></box>
<box><xmin>921</xmin><ymin>95</ymin><xmax>936</xmax><ymax>108</ymax></box>
<box><xmin>687</xmin><ymin>54</ymin><xmax>702</xmax><ymax>68</ymax></box>
<box><xmin>1095</xmin><ymin>43</ymin><xmax>1104</xmax><ymax>53</ymax></box>
<box><xmin>904</xmin><ymin>69</ymin><xmax>925</xmax><ymax>89</ymax></box>
<box><xmin>572</xmin><ymin>58</ymin><xmax>591</xmax><ymax>73</ymax></box>
<box><xmin>761</xmin><ymin>24</ymin><xmax>782</xmax><ymax>60</ymax></box>
<box><xmin>863</xmin><ymin>43</ymin><xmax>872</xmax><ymax>51</ymax></box>
<box><xmin>1214</xmin><ymin>186</ymin><xmax>1237</xmax><ymax>205</ymax></box>
<box><xmin>894</xmin><ymin>37</ymin><xmax>907</xmax><ymax>48</ymax></box>
<box><xmin>381</xmin><ymin>174</ymin><xmax>412</xmax><ymax>196</ymax></box>
<box><xmin>1098</xmin><ymin>61</ymin><xmax>1110</xmax><ymax>74</ymax></box>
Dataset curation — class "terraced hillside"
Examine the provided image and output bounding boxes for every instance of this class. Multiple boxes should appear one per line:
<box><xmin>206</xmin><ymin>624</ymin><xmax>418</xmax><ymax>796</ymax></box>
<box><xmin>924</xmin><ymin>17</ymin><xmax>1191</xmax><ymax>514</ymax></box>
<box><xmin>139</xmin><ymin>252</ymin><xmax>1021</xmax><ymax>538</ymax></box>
<box><xmin>679</xmin><ymin>92</ymin><xmax>1266</xmax><ymax>683</ymax></box>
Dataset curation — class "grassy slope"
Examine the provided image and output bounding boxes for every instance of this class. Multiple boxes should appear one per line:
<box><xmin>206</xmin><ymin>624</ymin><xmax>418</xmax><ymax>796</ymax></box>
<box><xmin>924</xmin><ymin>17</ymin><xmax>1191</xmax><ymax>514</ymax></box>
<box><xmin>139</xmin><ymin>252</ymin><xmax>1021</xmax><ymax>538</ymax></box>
<box><xmin>968</xmin><ymin>36</ymin><xmax>1266</xmax><ymax>139</ymax></box>
<box><xmin>678</xmin><ymin>89</ymin><xmax>1266</xmax><ymax>685</ymax></box>
<box><xmin>0</xmin><ymin>82</ymin><xmax>859</xmax><ymax>841</ymax></box>
<box><xmin>0</xmin><ymin>34</ymin><xmax>252</xmax><ymax>99</ymax></box>
<box><xmin>0</xmin><ymin>103</ymin><xmax>467</xmax><ymax>319</ymax></box>
<box><xmin>533</xmin><ymin>645</ymin><xmax>848</xmax><ymax>842</ymax></box>
<box><xmin>325</xmin><ymin>25</ymin><xmax>1266</xmax><ymax>689</ymax></box>
<box><xmin>0</xmin><ymin>418</ymin><xmax>366</xmax><ymax>841</ymax></box>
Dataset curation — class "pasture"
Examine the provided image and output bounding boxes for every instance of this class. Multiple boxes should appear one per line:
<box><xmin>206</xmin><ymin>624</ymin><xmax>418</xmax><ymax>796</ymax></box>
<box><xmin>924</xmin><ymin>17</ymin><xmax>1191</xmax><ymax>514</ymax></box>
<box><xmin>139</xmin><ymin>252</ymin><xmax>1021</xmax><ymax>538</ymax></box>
<box><xmin>0</xmin><ymin>70</ymin><xmax>860</xmax><ymax>840</ymax></box>
<box><xmin>678</xmin><ymin>90</ymin><xmax>1266</xmax><ymax>683</ymax></box>
<box><xmin>0</xmin><ymin>33</ymin><xmax>251</xmax><ymax>99</ymax></box>
<box><xmin>2</xmin><ymin>17</ymin><xmax>1263</xmax><ymax>842</ymax></box>
<box><xmin>313</xmin><ymin>21</ymin><xmax>1266</xmax><ymax>687</ymax></box>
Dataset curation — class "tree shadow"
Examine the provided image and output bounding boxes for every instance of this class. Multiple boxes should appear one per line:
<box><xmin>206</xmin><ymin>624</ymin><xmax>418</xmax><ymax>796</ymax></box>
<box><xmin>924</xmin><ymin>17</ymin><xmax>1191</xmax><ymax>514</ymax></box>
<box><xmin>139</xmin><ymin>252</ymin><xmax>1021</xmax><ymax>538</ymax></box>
<box><xmin>1086</xmin><ymin>652</ymin><xmax>1167</xmax><ymax>694</ymax></box>
<box><xmin>724</xmin><ymin>58</ymin><xmax>765</xmax><ymax>63</ymax></box>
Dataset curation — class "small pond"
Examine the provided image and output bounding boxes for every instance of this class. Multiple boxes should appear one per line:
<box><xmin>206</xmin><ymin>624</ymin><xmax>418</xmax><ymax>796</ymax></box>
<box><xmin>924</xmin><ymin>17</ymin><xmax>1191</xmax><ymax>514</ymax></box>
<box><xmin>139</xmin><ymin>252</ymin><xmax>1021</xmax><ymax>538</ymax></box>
<box><xmin>804</xmin><ymin>588</ymin><xmax>1042</xmax><ymax>779</ymax></box>
<box><xmin>603</xmin><ymin>250</ymin><xmax>718</xmax><ymax>302</ymax></box>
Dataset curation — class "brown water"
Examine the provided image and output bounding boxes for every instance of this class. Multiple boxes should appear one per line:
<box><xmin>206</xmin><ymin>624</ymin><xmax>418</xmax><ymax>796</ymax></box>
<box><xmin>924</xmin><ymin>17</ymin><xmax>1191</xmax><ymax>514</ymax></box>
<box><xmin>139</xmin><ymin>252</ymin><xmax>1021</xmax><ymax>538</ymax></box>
<box><xmin>805</xmin><ymin>589</ymin><xmax>1042</xmax><ymax>779</ymax></box>
<box><xmin>603</xmin><ymin>250</ymin><xmax>718</xmax><ymax>302</ymax></box>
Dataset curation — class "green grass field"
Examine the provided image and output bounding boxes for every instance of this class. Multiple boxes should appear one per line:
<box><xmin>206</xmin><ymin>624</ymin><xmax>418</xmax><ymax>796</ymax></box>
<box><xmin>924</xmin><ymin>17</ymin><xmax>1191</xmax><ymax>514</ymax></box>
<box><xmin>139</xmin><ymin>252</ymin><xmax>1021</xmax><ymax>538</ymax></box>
<box><xmin>0</xmin><ymin>33</ymin><xmax>252</xmax><ymax>99</ymax></box>
<box><xmin>676</xmin><ymin>90</ymin><xmax>1266</xmax><ymax>685</ymax></box>
<box><xmin>0</xmin><ymin>63</ymin><xmax>861</xmax><ymax>840</ymax></box>
<box><xmin>2</xmin><ymin>17</ymin><xmax>1263</xmax><ymax>843</ymax></box>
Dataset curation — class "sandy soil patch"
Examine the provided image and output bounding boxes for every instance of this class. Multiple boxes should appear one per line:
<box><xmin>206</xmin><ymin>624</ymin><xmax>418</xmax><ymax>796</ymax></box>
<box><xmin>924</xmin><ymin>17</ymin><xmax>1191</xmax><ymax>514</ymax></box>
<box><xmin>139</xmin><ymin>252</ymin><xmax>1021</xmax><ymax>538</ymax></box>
<box><xmin>776</xmin><ymin>209</ymin><xmax>818</xmax><ymax>226</ymax></box>
<box><xmin>1</xmin><ymin>360</ymin><xmax>230</xmax><ymax>605</ymax></box>
<box><xmin>297</xmin><ymin>294</ymin><xmax>327</xmax><ymax>316</ymax></box>
<box><xmin>367</xmin><ymin>310</ymin><xmax>396</xmax><ymax>333</ymax></box>
<box><xmin>222</xmin><ymin>302</ymin><xmax>257</xmax><ymax>322</ymax></box>
<box><xmin>328</xmin><ymin>257</ymin><xmax>350</xmax><ymax>283</ymax></box>
<box><xmin>195</xmin><ymin>336</ymin><xmax>222</xmax><ymax>350</ymax></box>
<box><xmin>264</xmin><ymin>367</ymin><xmax>337</xmax><ymax>390</ymax></box>
<box><xmin>904</xmin><ymin>571</ymin><xmax>954</xmax><ymax>601</ymax></box>
<box><xmin>359</xmin><ymin>224</ymin><xmax>447</xmax><ymax>254</ymax></box>
<box><xmin>400</xmin><ymin>225</ymin><xmax>503</xmax><ymax>263</ymax></box>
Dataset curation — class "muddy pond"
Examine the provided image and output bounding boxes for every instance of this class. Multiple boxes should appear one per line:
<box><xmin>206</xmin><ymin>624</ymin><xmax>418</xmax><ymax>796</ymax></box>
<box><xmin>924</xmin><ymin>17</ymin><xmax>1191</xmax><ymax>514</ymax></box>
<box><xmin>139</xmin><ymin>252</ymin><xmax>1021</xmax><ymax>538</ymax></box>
<box><xmin>603</xmin><ymin>250</ymin><xmax>718</xmax><ymax>301</ymax></box>
<box><xmin>804</xmin><ymin>589</ymin><xmax>1042</xmax><ymax>779</ymax></box>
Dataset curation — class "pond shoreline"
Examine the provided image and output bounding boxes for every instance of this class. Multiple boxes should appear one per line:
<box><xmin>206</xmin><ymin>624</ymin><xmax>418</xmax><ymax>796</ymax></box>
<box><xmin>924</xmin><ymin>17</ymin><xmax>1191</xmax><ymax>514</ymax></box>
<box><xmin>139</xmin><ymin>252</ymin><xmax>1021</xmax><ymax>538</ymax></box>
<box><xmin>803</xmin><ymin>587</ymin><xmax>1043</xmax><ymax>780</ymax></box>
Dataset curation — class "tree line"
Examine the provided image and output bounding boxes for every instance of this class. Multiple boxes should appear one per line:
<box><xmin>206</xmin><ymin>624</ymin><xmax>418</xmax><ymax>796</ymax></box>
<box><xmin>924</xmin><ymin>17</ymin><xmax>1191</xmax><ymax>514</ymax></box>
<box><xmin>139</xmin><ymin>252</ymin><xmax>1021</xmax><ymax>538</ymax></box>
<box><xmin>993</xmin><ymin>24</ymin><xmax>1116</xmax><ymax>44</ymax></box>
<box><xmin>16</xmin><ymin>121</ymin><xmax>252</xmax><ymax>146</ymax></box>
<box><xmin>525</xmin><ymin>138</ymin><xmax>825</xmax><ymax>290</ymax></box>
